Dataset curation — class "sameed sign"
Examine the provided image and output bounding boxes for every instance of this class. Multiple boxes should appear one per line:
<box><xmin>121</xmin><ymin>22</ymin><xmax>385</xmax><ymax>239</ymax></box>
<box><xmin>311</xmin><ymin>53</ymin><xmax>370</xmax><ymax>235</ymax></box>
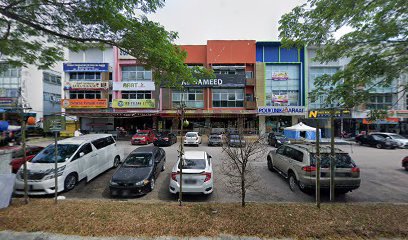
<box><xmin>112</xmin><ymin>99</ymin><xmax>155</xmax><ymax>109</ymax></box>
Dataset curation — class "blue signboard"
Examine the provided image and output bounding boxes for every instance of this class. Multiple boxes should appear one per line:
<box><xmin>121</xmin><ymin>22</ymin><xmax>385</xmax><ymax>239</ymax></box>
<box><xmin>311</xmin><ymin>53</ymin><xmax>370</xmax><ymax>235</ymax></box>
<box><xmin>258</xmin><ymin>106</ymin><xmax>305</xmax><ymax>115</ymax></box>
<box><xmin>63</xmin><ymin>63</ymin><xmax>109</xmax><ymax>72</ymax></box>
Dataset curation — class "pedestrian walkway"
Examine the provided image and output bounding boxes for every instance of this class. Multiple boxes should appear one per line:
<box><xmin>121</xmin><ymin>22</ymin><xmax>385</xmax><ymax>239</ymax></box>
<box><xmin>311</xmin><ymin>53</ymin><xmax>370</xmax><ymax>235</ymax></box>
<box><xmin>0</xmin><ymin>231</ymin><xmax>294</xmax><ymax>240</ymax></box>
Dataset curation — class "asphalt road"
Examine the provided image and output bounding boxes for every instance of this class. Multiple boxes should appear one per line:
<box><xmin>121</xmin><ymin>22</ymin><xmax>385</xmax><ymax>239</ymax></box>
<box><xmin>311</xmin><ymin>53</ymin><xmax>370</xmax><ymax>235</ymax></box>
<box><xmin>29</xmin><ymin>138</ymin><xmax>408</xmax><ymax>203</ymax></box>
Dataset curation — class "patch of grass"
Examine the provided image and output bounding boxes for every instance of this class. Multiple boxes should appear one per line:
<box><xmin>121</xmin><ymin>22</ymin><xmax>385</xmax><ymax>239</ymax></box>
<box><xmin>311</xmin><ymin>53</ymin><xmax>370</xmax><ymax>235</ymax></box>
<box><xmin>0</xmin><ymin>200</ymin><xmax>407</xmax><ymax>239</ymax></box>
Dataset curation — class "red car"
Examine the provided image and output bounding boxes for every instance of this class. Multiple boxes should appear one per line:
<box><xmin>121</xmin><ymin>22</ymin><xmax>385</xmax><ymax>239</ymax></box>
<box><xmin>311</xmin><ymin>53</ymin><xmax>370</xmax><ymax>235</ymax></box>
<box><xmin>402</xmin><ymin>156</ymin><xmax>408</xmax><ymax>171</ymax></box>
<box><xmin>2</xmin><ymin>145</ymin><xmax>44</xmax><ymax>173</ymax></box>
<box><xmin>131</xmin><ymin>130</ymin><xmax>155</xmax><ymax>145</ymax></box>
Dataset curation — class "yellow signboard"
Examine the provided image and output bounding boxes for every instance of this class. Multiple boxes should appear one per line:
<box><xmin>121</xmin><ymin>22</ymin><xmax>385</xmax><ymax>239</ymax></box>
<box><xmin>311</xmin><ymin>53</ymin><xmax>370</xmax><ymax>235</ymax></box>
<box><xmin>112</xmin><ymin>99</ymin><xmax>155</xmax><ymax>108</ymax></box>
<box><xmin>61</xmin><ymin>99</ymin><xmax>108</xmax><ymax>109</ymax></box>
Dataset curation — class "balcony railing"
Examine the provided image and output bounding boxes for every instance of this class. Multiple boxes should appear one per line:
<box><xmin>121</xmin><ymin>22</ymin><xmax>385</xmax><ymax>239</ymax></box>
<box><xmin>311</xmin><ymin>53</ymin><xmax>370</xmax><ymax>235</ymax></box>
<box><xmin>245</xmin><ymin>101</ymin><xmax>257</xmax><ymax>109</ymax></box>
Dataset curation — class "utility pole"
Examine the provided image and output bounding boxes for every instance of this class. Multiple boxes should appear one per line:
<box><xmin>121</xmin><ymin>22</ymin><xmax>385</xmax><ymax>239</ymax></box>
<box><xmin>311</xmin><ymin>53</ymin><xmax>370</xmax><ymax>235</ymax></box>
<box><xmin>21</xmin><ymin>112</ymin><xmax>28</xmax><ymax>204</ymax></box>
<box><xmin>315</xmin><ymin>119</ymin><xmax>321</xmax><ymax>208</ymax></box>
<box><xmin>178</xmin><ymin>104</ymin><xmax>185</xmax><ymax>206</ymax></box>
<box><xmin>54</xmin><ymin>130</ymin><xmax>58</xmax><ymax>204</ymax></box>
<box><xmin>330</xmin><ymin>110</ymin><xmax>335</xmax><ymax>201</ymax></box>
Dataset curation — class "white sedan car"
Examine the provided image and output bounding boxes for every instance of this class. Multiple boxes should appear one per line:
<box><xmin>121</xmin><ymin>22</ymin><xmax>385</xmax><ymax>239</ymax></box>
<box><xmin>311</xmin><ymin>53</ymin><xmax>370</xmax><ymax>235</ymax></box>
<box><xmin>169</xmin><ymin>151</ymin><xmax>214</xmax><ymax>195</ymax></box>
<box><xmin>184</xmin><ymin>132</ymin><xmax>201</xmax><ymax>146</ymax></box>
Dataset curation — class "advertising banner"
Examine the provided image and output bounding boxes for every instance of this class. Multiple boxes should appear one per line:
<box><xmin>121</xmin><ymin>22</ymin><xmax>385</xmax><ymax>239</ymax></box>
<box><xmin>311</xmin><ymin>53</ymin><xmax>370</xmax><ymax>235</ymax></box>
<box><xmin>272</xmin><ymin>94</ymin><xmax>289</xmax><ymax>103</ymax></box>
<box><xmin>64</xmin><ymin>81</ymin><xmax>109</xmax><ymax>90</ymax></box>
<box><xmin>112</xmin><ymin>99</ymin><xmax>155</xmax><ymax>109</ymax></box>
<box><xmin>272</xmin><ymin>72</ymin><xmax>289</xmax><ymax>81</ymax></box>
<box><xmin>112</xmin><ymin>81</ymin><xmax>155</xmax><ymax>91</ymax></box>
<box><xmin>0</xmin><ymin>98</ymin><xmax>18</xmax><ymax>107</ymax></box>
<box><xmin>258</xmin><ymin>106</ymin><xmax>305</xmax><ymax>116</ymax></box>
<box><xmin>61</xmin><ymin>99</ymin><xmax>108</xmax><ymax>109</ymax></box>
<box><xmin>63</xmin><ymin>63</ymin><xmax>109</xmax><ymax>72</ymax></box>
<box><xmin>308</xmin><ymin>110</ymin><xmax>351</xmax><ymax>118</ymax></box>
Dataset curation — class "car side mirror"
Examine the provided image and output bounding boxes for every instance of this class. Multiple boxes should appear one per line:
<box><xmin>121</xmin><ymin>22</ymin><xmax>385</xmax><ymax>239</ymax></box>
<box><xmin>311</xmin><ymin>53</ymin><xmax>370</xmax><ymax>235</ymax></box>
<box><xmin>79</xmin><ymin>152</ymin><xmax>85</xmax><ymax>157</ymax></box>
<box><xmin>208</xmin><ymin>155</ymin><xmax>212</xmax><ymax>159</ymax></box>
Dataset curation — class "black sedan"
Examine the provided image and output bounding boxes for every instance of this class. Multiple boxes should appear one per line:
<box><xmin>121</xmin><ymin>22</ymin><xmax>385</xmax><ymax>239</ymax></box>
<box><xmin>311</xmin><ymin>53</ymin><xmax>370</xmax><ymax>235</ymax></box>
<box><xmin>355</xmin><ymin>134</ymin><xmax>399</xmax><ymax>149</ymax></box>
<box><xmin>153</xmin><ymin>132</ymin><xmax>177</xmax><ymax>146</ymax></box>
<box><xmin>267</xmin><ymin>132</ymin><xmax>290</xmax><ymax>148</ymax></box>
<box><xmin>109</xmin><ymin>146</ymin><xmax>166</xmax><ymax>197</ymax></box>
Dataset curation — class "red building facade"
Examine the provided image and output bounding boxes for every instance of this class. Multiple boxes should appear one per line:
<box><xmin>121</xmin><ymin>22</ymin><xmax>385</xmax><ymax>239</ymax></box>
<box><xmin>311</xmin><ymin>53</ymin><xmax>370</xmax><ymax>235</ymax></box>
<box><xmin>159</xmin><ymin>40</ymin><xmax>257</xmax><ymax>132</ymax></box>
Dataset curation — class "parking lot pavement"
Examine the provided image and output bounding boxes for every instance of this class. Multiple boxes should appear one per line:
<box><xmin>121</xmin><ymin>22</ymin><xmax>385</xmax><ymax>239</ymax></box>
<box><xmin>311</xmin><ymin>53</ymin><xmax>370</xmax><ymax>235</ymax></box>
<box><xmin>24</xmin><ymin>139</ymin><xmax>408</xmax><ymax>203</ymax></box>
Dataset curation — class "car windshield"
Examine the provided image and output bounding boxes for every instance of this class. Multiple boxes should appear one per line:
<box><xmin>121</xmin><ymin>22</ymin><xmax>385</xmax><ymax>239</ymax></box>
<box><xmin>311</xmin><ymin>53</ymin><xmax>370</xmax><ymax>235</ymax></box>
<box><xmin>210</xmin><ymin>136</ymin><xmax>221</xmax><ymax>139</ymax></box>
<box><xmin>123</xmin><ymin>153</ymin><xmax>152</xmax><ymax>167</ymax></box>
<box><xmin>310</xmin><ymin>153</ymin><xmax>356</xmax><ymax>168</ymax></box>
<box><xmin>276</xmin><ymin>136</ymin><xmax>287</xmax><ymax>140</ymax></box>
<box><xmin>182</xmin><ymin>158</ymin><xmax>206</xmax><ymax>170</ymax></box>
<box><xmin>136</xmin><ymin>132</ymin><xmax>148</xmax><ymax>136</ymax></box>
<box><xmin>186</xmin><ymin>133</ymin><xmax>197</xmax><ymax>137</ymax></box>
<box><xmin>389</xmin><ymin>134</ymin><xmax>406</xmax><ymax>140</ymax></box>
<box><xmin>31</xmin><ymin>144</ymin><xmax>79</xmax><ymax>163</ymax></box>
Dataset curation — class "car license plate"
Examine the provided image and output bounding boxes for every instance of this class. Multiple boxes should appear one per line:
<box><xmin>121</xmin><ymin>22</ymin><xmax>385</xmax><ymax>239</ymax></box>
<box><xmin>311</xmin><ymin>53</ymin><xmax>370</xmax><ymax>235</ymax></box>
<box><xmin>184</xmin><ymin>179</ymin><xmax>197</xmax><ymax>184</ymax></box>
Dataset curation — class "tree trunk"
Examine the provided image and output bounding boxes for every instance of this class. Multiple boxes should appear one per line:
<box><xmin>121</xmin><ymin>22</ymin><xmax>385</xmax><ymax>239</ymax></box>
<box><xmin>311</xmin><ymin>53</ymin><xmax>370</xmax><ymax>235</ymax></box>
<box><xmin>241</xmin><ymin>173</ymin><xmax>246</xmax><ymax>207</ymax></box>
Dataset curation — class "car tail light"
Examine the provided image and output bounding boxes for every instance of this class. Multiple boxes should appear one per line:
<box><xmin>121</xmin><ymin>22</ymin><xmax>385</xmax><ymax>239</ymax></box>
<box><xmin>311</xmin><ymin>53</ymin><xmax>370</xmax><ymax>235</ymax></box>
<box><xmin>351</xmin><ymin>167</ymin><xmax>360</xmax><ymax>173</ymax></box>
<box><xmin>163</xmin><ymin>137</ymin><xmax>169</xmax><ymax>141</ymax></box>
<box><xmin>202</xmin><ymin>172</ymin><xmax>212</xmax><ymax>182</ymax></box>
<box><xmin>302</xmin><ymin>166</ymin><xmax>317</xmax><ymax>172</ymax></box>
<box><xmin>171</xmin><ymin>171</ymin><xmax>179</xmax><ymax>181</ymax></box>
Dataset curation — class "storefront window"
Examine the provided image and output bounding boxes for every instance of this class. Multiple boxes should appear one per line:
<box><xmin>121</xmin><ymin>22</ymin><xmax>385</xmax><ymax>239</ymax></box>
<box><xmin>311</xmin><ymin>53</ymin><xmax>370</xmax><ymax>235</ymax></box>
<box><xmin>122</xmin><ymin>66</ymin><xmax>152</xmax><ymax>81</ymax></box>
<box><xmin>265</xmin><ymin>64</ymin><xmax>300</xmax><ymax>106</ymax></box>
<box><xmin>69</xmin><ymin>91</ymin><xmax>101</xmax><ymax>99</ymax></box>
<box><xmin>212</xmin><ymin>89</ymin><xmax>244</xmax><ymax>108</ymax></box>
<box><xmin>172</xmin><ymin>89</ymin><xmax>204</xmax><ymax>108</ymax></box>
<box><xmin>69</xmin><ymin>72</ymin><xmax>101</xmax><ymax>81</ymax></box>
<box><xmin>121</xmin><ymin>91</ymin><xmax>152</xmax><ymax>99</ymax></box>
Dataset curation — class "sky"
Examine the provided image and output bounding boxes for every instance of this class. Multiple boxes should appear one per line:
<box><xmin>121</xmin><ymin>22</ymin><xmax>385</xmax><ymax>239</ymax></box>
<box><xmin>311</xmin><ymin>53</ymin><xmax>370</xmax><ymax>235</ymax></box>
<box><xmin>147</xmin><ymin>0</ymin><xmax>306</xmax><ymax>45</ymax></box>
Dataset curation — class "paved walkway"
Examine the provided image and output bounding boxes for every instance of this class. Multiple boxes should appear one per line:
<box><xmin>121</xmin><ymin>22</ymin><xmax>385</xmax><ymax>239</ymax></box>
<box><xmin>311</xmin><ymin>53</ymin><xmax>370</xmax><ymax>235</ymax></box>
<box><xmin>0</xmin><ymin>231</ymin><xmax>294</xmax><ymax>240</ymax></box>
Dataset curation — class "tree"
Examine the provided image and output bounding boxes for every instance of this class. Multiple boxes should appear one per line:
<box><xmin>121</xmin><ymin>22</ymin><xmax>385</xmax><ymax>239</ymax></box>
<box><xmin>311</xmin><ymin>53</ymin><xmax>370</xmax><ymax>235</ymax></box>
<box><xmin>279</xmin><ymin>0</ymin><xmax>408</xmax><ymax>109</ymax></box>
<box><xmin>0</xmin><ymin>0</ymin><xmax>210</xmax><ymax>86</ymax></box>
<box><xmin>221</xmin><ymin>120</ymin><xmax>267</xmax><ymax>207</ymax></box>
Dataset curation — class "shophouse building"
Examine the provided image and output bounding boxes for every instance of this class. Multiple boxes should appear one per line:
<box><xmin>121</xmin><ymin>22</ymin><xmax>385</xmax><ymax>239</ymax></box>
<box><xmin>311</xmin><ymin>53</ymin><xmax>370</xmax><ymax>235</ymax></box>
<box><xmin>256</xmin><ymin>42</ymin><xmax>306</xmax><ymax>135</ymax></box>
<box><xmin>158</xmin><ymin>40</ymin><xmax>258</xmax><ymax>133</ymax></box>
<box><xmin>62</xmin><ymin>47</ymin><xmax>115</xmax><ymax>132</ymax></box>
<box><xmin>0</xmin><ymin>62</ymin><xmax>62</xmax><ymax>125</ymax></box>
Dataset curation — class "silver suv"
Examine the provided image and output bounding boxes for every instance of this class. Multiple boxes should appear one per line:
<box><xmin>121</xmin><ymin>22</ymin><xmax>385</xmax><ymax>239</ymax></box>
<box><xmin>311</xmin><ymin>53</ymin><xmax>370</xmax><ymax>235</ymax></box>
<box><xmin>267</xmin><ymin>144</ymin><xmax>361</xmax><ymax>193</ymax></box>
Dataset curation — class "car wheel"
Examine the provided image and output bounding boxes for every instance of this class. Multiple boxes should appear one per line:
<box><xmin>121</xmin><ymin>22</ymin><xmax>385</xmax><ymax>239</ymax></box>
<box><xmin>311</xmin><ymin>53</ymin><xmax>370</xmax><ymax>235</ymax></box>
<box><xmin>288</xmin><ymin>173</ymin><xmax>298</xmax><ymax>192</ymax></box>
<box><xmin>267</xmin><ymin>157</ymin><xmax>274</xmax><ymax>172</ymax></box>
<box><xmin>150</xmin><ymin>178</ymin><xmax>155</xmax><ymax>192</ymax></box>
<box><xmin>64</xmin><ymin>173</ymin><xmax>77</xmax><ymax>191</ymax></box>
<box><xmin>405</xmin><ymin>166</ymin><xmax>408</xmax><ymax>171</ymax></box>
<box><xmin>376</xmin><ymin>144</ymin><xmax>383</xmax><ymax>149</ymax></box>
<box><xmin>161</xmin><ymin>159</ymin><xmax>166</xmax><ymax>171</ymax></box>
<box><xmin>113</xmin><ymin>156</ymin><xmax>120</xmax><ymax>168</ymax></box>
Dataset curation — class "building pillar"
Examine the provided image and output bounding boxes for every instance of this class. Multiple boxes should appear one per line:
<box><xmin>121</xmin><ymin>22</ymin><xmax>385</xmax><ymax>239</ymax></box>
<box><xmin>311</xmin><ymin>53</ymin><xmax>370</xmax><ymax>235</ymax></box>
<box><xmin>259</xmin><ymin>115</ymin><xmax>266</xmax><ymax>136</ymax></box>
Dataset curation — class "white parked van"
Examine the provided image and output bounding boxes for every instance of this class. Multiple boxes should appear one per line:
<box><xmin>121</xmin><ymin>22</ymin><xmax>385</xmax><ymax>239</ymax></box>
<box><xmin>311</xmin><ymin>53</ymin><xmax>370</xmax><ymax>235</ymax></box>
<box><xmin>14</xmin><ymin>134</ymin><xmax>124</xmax><ymax>195</ymax></box>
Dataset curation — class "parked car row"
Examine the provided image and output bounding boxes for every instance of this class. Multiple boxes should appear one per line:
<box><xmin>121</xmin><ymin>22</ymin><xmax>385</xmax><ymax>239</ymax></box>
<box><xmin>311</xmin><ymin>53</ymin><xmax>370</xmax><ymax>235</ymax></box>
<box><xmin>355</xmin><ymin>132</ymin><xmax>408</xmax><ymax>149</ymax></box>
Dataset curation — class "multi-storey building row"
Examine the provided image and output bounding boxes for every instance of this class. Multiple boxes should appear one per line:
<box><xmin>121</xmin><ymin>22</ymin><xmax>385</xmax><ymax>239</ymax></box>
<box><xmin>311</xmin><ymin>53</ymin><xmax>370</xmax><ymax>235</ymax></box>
<box><xmin>2</xmin><ymin>40</ymin><xmax>405</xmax><ymax>137</ymax></box>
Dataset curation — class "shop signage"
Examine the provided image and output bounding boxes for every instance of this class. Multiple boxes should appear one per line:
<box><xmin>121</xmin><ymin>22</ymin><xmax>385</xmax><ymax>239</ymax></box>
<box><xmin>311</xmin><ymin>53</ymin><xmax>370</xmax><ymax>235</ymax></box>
<box><xmin>388</xmin><ymin>110</ymin><xmax>408</xmax><ymax>118</ymax></box>
<box><xmin>112</xmin><ymin>99</ymin><xmax>155</xmax><ymax>109</ymax></box>
<box><xmin>272</xmin><ymin>72</ymin><xmax>289</xmax><ymax>81</ymax></box>
<box><xmin>112</xmin><ymin>81</ymin><xmax>155</xmax><ymax>91</ymax></box>
<box><xmin>160</xmin><ymin>109</ymin><xmax>257</xmax><ymax>115</ymax></box>
<box><xmin>0</xmin><ymin>98</ymin><xmax>18</xmax><ymax>107</ymax></box>
<box><xmin>258</xmin><ymin>106</ymin><xmax>305</xmax><ymax>115</ymax></box>
<box><xmin>272</xmin><ymin>94</ymin><xmax>289</xmax><ymax>103</ymax></box>
<box><xmin>63</xmin><ymin>63</ymin><xmax>109</xmax><ymax>72</ymax></box>
<box><xmin>64</xmin><ymin>81</ymin><xmax>109</xmax><ymax>90</ymax></box>
<box><xmin>308</xmin><ymin>110</ymin><xmax>351</xmax><ymax>118</ymax></box>
<box><xmin>181</xmin><ymin>74</ymin><xmax>246</xmax><ymax>87</ymax></box>
<box><xmin>61</xmin><ymin>99</ymin><xmax>108</xmax><ymax>109</ymax></box>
